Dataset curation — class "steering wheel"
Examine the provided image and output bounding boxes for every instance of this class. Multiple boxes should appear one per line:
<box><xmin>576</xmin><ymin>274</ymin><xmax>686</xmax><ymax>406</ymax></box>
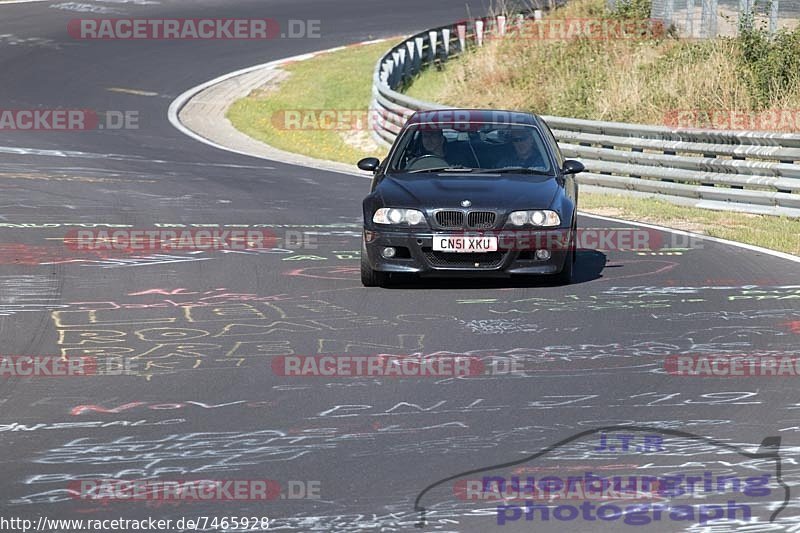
<box><xmin>405</xmin><ymin>154</ymin><xmax>449</xmax><ymax>171</ymax></box>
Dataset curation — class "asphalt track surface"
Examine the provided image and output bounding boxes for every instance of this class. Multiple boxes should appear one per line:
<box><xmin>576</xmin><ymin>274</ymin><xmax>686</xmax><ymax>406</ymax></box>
<box><xmin>0</xmin><ymin>1</ymin><xmax>799</xmax><ymax>532</ymax></box>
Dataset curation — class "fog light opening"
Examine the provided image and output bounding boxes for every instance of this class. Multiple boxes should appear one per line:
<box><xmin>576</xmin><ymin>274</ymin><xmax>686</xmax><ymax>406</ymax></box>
<box><xmin>535</xmin><ymin>249</ymin><xmax>551</xmax><ymax>260</ymax></box>
<box><xmin>382</xmin><ymin>247</ymin><xmax>396</xmax><ymax>259</ymax></box>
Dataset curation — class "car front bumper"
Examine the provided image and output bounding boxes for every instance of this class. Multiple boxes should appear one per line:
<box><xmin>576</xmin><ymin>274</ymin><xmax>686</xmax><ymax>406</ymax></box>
<box><xmin>363</xmin><ymin>229</ymin><xmax>570</xmax><ymax>278</ymax></box>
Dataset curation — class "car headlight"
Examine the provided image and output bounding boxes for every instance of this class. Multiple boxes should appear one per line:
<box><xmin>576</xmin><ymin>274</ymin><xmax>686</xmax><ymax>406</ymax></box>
<box><xmin>509</xmin><ymin>211</ymin><xmax>528</xmax><ymax>226</ymax></box>
<box><xmin>508</xmin><ymin>210</ymin><xmax>561</xmax><ymax>227</ymax></box>
<box><xmin>373</xmin><ymin>208</ymin><xmax>426</xmax><ymax>225</ymax></box>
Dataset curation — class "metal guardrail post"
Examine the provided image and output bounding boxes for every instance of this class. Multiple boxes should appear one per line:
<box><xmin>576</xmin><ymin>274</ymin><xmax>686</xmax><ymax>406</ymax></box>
<box><xmin>456</xmin><ymin>24</ymin><xmax>467</xmax><ymax>52</ymax></box>
<box><xmin>769</xmin><ymin>0</ymin><xmax>780</xmax><ymax>34</ymax></box>
<box><xmin>686</xmin><ymin>0</ymin><xmax>695</xmax><ymax>37</ymax></box>
<box><xmin>497</xmin><ymin>15</ymin><xmax>507</xmax><ymax>35</ymax></box>
<box><xmin>427</xmin><ymin>31</ymin><xmax>438</xmax><ymax>63</ymax></box>
<box><xmin>664</xmin><ymin>0</ymin><xmax>675</xmax><ymax>29</ymax></box>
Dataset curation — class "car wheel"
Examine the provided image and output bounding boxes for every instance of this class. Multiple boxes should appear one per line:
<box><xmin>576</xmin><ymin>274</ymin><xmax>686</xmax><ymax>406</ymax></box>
<box><xmin>361</xmin><ymin>241</ymin><xmax>389</xmax><ymax>287</ymax></box>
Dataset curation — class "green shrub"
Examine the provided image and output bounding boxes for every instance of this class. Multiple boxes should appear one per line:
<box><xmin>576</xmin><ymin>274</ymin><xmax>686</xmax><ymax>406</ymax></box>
<box><xmin>609</xmin><ymin>0</ymin><xmax>652</xmax><ymax>20</ymax></box>
<box><xmin>737</xmin><ymin>20</ymin><xmax>800</xmax><ymax>108</ymax></box>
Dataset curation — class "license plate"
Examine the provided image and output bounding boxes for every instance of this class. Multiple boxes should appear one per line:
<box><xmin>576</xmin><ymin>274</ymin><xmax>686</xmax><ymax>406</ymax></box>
<box><xmin>433</xmin><ymin>236</ymin><xmax>498</xmax><ymax>253</ymax></box>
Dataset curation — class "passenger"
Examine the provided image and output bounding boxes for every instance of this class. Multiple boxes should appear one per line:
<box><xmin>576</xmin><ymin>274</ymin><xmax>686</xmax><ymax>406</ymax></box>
<box><xmin>497</xmin><ymin>129</ymin><xmax>547</xmax><ymax>169</ymax></box>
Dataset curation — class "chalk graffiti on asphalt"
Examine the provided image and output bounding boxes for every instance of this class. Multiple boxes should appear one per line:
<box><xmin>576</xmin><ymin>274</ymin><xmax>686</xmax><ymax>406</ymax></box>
<box><xmin>52</xmin><ymin>291</ymin><xmax>422</xmax><ymax>379</ymax></box>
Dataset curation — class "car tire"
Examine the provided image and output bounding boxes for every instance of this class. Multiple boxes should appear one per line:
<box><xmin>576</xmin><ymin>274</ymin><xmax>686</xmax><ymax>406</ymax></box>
<box><xmin>553</xmin><ymin>222</ymin><xmax>576</xmax><ymax>285</ymax></box>
<box><xmin>361</xmin><ymin>242</ymin><xmax>389</xmax><ymax>287</ymax></box>
<box><xmin>555</xmin><ymin>248</ymin><xmax>574</xmax><ymax>284</ymax></box>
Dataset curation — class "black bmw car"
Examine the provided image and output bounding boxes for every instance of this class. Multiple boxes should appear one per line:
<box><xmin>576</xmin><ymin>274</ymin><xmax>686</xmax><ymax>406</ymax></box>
<box><xmin>358</xmin><ymin>109</ymin><xmax>584</xmax><ymax>287</ymax></box>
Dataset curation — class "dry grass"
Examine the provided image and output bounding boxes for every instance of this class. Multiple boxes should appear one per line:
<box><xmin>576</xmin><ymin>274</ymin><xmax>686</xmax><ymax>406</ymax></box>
<box><xmin>407</xmin><ymin>0</ymin><xmax>800</xmax><ymax>128</ymax></box>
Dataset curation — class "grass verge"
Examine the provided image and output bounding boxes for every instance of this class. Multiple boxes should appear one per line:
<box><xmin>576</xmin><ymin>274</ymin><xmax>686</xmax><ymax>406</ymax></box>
<box><xmin>227</xmin><ymin>40</ymin><xmax>398</xmax><ymax>164</ymax></box>
<box><xmin>580</xmin><ymin>193</ymin><xmax>800</xmax><ymax>255</ymax></box>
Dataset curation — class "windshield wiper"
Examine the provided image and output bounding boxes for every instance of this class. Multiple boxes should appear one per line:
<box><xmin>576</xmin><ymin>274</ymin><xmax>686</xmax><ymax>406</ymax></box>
<box><xmin>407</xmin><ymin>166</ymin><xmax>475</xmax><ymax>174</ymax></box>
<box><xmin>483</xmin><ymin>167</ymin><xmax>553</xmax><ymax>175</ymax></box>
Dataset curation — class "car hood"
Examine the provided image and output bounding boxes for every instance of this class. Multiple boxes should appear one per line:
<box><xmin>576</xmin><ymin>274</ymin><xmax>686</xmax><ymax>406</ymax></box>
<box><xmin>373</xmin><ymin>173</ymin><xmax>561</xmax><ymax>210</ymax></box>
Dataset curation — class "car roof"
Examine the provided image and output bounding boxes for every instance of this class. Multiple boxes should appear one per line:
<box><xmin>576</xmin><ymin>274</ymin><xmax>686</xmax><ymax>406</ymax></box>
<box><xmin>405</xmin><ymin>109</ymin><xmax>541</xmax><ymax>127</ymax></box>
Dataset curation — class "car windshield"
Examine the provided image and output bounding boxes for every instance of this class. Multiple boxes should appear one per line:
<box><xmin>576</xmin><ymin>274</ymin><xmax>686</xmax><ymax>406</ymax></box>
<box><xmin>387</xmin><ymin>122</ymin><xmax>553</xmax><ymax>174</ymax></box>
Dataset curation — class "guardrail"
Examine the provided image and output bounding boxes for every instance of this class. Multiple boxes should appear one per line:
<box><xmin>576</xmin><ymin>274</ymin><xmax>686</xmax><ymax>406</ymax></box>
<box><xmin>369</xmin><ymin>14</ymin><xmax>800</xmax><ymax>217</ymax></box>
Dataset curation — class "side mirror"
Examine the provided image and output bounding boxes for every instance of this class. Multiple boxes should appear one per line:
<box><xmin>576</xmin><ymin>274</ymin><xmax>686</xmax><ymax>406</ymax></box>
<box><xmin>358</xmin><ymin>157</ymin><xmax>381</xmax><ymax>172</ymax></box>
<box><xmin>562</xmin><ymin>160</ymin><xmax>585</xmax><ymax>175</ymax></box>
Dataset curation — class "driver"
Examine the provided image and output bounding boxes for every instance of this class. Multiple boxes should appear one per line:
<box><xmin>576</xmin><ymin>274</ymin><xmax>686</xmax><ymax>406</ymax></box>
<box><xmin>419</xmin><ymin>129</ymin><xmax>446</xmax><ymax>158</ymax></box>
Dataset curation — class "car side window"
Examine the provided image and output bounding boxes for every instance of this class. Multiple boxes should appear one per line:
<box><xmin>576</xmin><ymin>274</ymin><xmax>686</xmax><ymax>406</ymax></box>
<box><xmin>541</xmin><ymin>123</ymin><xmax>564</xmax><ymax>168</ymax></box>
<box><xmin>386</xmin><ymin>129</ymin><xmax>418</xmax><ymax>171</ymax></box>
